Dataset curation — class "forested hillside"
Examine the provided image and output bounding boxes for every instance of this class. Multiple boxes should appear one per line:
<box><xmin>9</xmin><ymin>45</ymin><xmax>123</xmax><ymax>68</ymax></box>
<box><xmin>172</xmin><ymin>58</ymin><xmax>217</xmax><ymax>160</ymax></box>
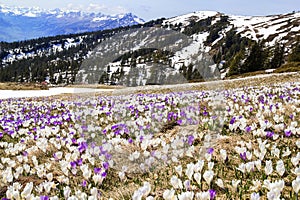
<box><xmin>0</xmin><ymin>11</ymin><xmax>299</xmax><ymax>85</ymax></box>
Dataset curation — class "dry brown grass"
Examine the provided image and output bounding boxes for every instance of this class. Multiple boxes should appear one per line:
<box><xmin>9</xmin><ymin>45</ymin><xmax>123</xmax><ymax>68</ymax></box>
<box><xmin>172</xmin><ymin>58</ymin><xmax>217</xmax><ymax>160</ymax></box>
<box><xmin>0</xmin><ymin>82</ymin><xmax>48</xmax><ymax>90</ymax></box>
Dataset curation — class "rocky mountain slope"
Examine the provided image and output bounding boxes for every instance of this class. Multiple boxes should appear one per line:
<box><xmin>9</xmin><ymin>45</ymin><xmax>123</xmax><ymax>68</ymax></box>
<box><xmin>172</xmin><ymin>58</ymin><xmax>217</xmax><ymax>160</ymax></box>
<box><xmin>0</xmin><ymin>10</ymin><xmax>299</xmax><ymax>85</ymax></box>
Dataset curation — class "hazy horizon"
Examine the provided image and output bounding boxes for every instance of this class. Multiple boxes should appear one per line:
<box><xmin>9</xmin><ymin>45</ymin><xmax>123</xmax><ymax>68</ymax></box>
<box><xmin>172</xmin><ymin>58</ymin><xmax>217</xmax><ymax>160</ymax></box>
<box><xmin>0</xmin><ymin>0</ymin><xmax>299</xmax><ymax>21</ymax></box>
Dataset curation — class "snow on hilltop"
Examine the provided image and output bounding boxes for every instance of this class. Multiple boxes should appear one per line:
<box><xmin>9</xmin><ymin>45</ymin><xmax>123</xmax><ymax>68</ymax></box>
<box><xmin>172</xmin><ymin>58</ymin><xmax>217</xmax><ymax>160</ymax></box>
<box><xmin>0</xmin><ymin>4</ymin><xmax>144</xmax><ymax>42</ymax></box>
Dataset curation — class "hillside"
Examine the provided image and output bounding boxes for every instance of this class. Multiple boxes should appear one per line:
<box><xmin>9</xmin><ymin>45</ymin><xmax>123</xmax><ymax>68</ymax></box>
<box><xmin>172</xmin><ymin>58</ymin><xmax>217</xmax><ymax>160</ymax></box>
<box><xmin>0</xmin><ymin>11</ymin><xmax>299</xmax><ymax>85</ymax></box>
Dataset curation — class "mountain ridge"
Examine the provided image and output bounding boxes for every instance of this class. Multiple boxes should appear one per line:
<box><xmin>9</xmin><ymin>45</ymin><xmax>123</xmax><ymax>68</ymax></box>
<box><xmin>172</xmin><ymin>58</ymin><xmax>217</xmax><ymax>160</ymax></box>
<box><xmin>0</xmin><ymin>4</ymin><xmax>144</xmax><ymax>42</ymax></box>
<box><xmin>0</xmin><ymin>10</ymin><xmax>299</xmax><ymax>84</ymax></box>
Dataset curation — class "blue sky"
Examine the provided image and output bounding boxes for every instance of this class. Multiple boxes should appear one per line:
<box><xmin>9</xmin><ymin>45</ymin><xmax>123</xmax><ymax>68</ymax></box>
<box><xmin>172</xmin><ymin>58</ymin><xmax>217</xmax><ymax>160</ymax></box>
<box><xmin>0</xmin><ymin>0</ymin><xmax>299</xmax><ymax>21</ymax></box>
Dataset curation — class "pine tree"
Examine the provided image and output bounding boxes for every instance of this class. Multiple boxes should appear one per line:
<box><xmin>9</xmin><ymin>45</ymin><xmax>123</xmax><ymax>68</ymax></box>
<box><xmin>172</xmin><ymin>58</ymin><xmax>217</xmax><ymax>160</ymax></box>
<box><xmin>228</xmin><ymin>50</ymin><xmax>245</xmax><ymax>76</ymax></box>
<box><xmin>269</xmin><ymin>43</ymin><xmax>285</xmax><ymax>68</ymax></box>
<box><xmin>241</xmin><ymin>42</ymin><xmax>267</xmax><ymax>73</ymax></box>
<box><xmin>288</xmin><ymin>43</ymin><xmax>300</xmax><ymax>62</ymax></box>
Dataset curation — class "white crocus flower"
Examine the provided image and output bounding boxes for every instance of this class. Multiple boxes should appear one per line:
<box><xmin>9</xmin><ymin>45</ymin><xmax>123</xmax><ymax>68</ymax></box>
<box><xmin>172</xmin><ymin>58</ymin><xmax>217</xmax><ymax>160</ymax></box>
<box><xmin>271</xmin><ymin>146</ymin><xmax>280</xmax><ymax>158</ymax></box>
<box><xmin>64</xmin><ymin>186</ymin><xmax>72</xmax><ymax>198</ymax></box>
<box><xmin>23</xmin><ymin>164</ymin><xmax>31</xmax><ymax>173</ymax></box>
<box><xmin>232</xmin><ymin>180</ymin><xmax>241</xmax><ymax>191</ymax></box>
<box><xmin>46</xmin><ymin>173</ymin><xmax>53</xmax><ymax>181</ymax></box>
<box><xmin>177</xmin><ymin>191</ymin><xmax>194</xmax><ymax>200</ymax></box>
<box><xmin>265</xmin><ymin>160</ymin><xmax>273</xmax><ymax>176</ymax></box>
<box><xmin>264</xmin><ymin>179</ymin><xmax>285</xmax><ymax>198</ymax></box>
<box><xmin>92</xmin><ymin>174</ymin><xmax>103</xmax><ymax>185</ymax></box>
<box><xmin>293</xmin><ymin>167</ymin><xmax>300</xmax><ymax>176</ymax></box>
<box><xmin>208</xmin><ymin>162</ymin><xmax>214</xmax><ymax>170</ymax></box>
<box><xmin>129</xmin><ymin>151</ymin><xmax>140</xmax><ymax>161</ymax></box>
<box><xmin>291</xmin><ymin>153</ymin><xmax>300</xmax><ymax>167</ymax></box>
<box><xmin>170</xmin><ymin>175</ymin><xmax>183</xmax><ymax>189</ymax></box>
<box><xmin>163</xmin><ymin>189</ymin><xmax>177</xmax><ymax>200</ymax></box>
<box><xmin>193</xmin><ymin>172</ymin><xmax>201</xmax><ymax>185</ymax></box>
<box><xmin>250</xmin><ymin>180</ymin><xmax>261</xmax><ymax>191</ymax></box>
<box><xmin>80</xmin><ymin>164</ymin><xmax>92</xmax><ymax>180</ymax></box>
<box><xmin>203</xmin><ymin>170</ymin><xmax>214</xmax><ymax>186</ymax></box>
<box><xmin>55</xmin><ymin>151</ymin><xmax>63</xmax><ymax>160</ymax></box>
<box><xmin>220</xmin><ymin>149</ymin><xmax>227</xmax><ymax>161</ymax></box>
<box><xmin>175</xmin><ymin>165</ymin><xmax>182</xmax><ymax>177</ymax></box>
<box><xmin>194</xmin><ymin>160</ymin><xmax>204</xmax><ymax>172</ymax></box>
<box><xmin>205</xmin><ymin>153</ymin><xmax>212</xmax><ymax>161</ymax></box>
<box><xmin>185</xmin><ymin>163</ymin><xmax>194</xmax><ymax>180</ymax></box>
<box><xmin>245</xmin><ymin>162</ymin><xmax>255</xmax><ymax>173</ymax></box>
<box><xmin>282</xmin><ymin>147</ymin><xmax>291</xmax><ymax>157</ymax></box>
<box><xmin>21</xmin><ymin>182</ymin><xmax>33</xmax><ymax>199</ymax></box>
<box><xmin>276</xmin><ymin>160</ymin><xmax>285</xmax><ymax>176</ymax></box>
<box><xmin>254</xmin><ymin>160</ymin><xmax>262</xmax><ymax>171</ymax></box>
<box><xmin>215</xmin><ymin>178</ymin><xmax>224</xmax><ymax>188</ymax></box>
<box><xmin>237</xmin><ymin>163</ymin><xmax>246</xmax><ymax>173</ymax></box>
<box><xmin>195</xmin><ymin>191</ymin><xmax>210</xmax><ymax>200</ymax></box>
<box><xmin>132</xmin><ymin>182</ymin><xmax>151</xmax><ymax>199</ymax></box>
<box><xmin>250</xmin><ymin>192</ymin><xmax>260</xmax><ymax>200</ymax></box>
<box><xmin>292</xmin><ymin>176</ymin><xmax>300</xmax><ymax>194</ymax></box>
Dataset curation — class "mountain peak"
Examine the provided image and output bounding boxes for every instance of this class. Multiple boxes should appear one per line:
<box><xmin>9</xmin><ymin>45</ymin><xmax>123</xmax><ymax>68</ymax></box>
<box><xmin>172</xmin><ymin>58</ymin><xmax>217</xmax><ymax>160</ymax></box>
<box><xmin>0</xmin><ymin>4</ymin><xmax>144</xmax><ymax>42</ymax></box>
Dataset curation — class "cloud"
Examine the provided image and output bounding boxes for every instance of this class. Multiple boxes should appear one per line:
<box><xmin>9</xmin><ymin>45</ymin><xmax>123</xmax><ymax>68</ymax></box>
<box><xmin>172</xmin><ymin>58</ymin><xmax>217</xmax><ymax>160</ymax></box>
<box><xmin>66</xmin><ymin>3</ymin><xmax>128</xmax><ymax>15</ymax></box>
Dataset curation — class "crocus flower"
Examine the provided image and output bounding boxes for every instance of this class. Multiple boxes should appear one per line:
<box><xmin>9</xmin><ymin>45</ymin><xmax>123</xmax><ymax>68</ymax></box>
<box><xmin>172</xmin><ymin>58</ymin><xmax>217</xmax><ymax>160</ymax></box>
<box><xmin>266</xmin><ymin>131</ymin><xmax>274</xmax><ymax>139</ymax></box>
<box><xmin>207</xmin><ymin>148</ymin><xmax>214</xmax><ymax>154</ymax></box>
<box><xmin>240</xmin><ymin>152</ymin><xmax>247</xmax><ymax>161</ymax></box>
<box><xmin>82</xmin><ymin>180</ymin><xmax>87</xmax><ymax>187</ymax></box>
<box><xmin>284</xmin><ymin>130</ymin><xmax>292</xmax><ymax>137</ymax></box>
<box><xmin>292</xmin><ymin>176</ymin><xmax>300</xmax><ymax>194</ymax></box>
<box><xmin>40</xmin><ymin>196</ymin><xmax>49</xmax><ymax>200</ymax></box>
<box><xmin>70</xmin><ymin>161</ymin><xmax>77</xmax><ymax>169</ymax></box>
<box><xmin>209</xmin><ymin>189</ymin><xmax>216</xmax><ymax>200</ymax></box>
<box><xmin>187</xmin><ymin>135</ymin><xmax>194</xmax><ymax>146</ymax></box>
<box><xmin>203</xmin><ymin>170</ymin><xmax>214</xmax><ymax>186</ymax></box>
<box><xmin>94</xmin><ymin>168</ymin><xmax>101</xmax><ymax>174</ymax></box>
<box><xmin>230</xmin><ymin>117</ymin><xmax>236</xmax><ymax>125</ymax></box>
<box><xmin>250</xmin><ymin>192</ymin><xmax>260</xmax><ymax>200</ymax></box>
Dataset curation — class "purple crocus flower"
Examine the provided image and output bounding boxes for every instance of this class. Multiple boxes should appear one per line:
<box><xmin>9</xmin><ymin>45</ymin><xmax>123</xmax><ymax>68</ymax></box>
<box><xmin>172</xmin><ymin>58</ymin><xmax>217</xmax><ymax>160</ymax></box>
<box><xmin>103</xmin><ymin>162</ymin><xmax>109</xmax><ymax>170</ymax></box>
<box><xmin>128</xmin><ymin>138</ymin><xmax>133</xmax><ymax>144</ymax></box>
<box><xmin>71</xmin><ymin>138</ymin><xmax>77</xmax><ymax>144</ymax></box>
<box><xmin>40</xmin><ymin>196</ymin><xmax>49</xmax><ymax>200</ymax></box>
<box><xmin>229</xmin><ymin>117</ymin><xmax>236</xmax><ymax>125</ymax></box>
<box><xmin>105</xmin><ymin>153</ymin><xmax>112</xmax><ymax>160</ymax></box>
<box><xmin>245</xmin><ymin>126</ymin><xmax>251</xmax><ymax>133</ymax></box>
<box><xmin>139</xmin><ymin>136</ymin><xmax>144</xmax><ymax>142</ymax></box>
<box><xmin>70</xmin><ymin>161</ymin><xmax>77</xmax><ymax>169</ymax></box>
<box><xmin>78</xmin><ymin>142</ymin><xmax>88</xmax><ymax>153</ymax></box>
<box><xmin>53</xmin><ymin>153</ymin><xmax>58</xmax><ymax>160</ymax></box>
<box><xmin>77</xmin><ymin>158</ymin><xmax>83</xmax><ymax>166</ymax></box>
<box><xmin>207</xmin><ymin>148</ymin><xmax>214</xmax><ymax>154</ymax></box>
<box><xmin>82</xmin><ymin>180</ymin><xmax>87</xmax><ymax>187</ymax></box>
<box><xmin>209</xmin><ymin>189</ymin><xmax>216</xmax><ymax>200</ymax></box>
<box><xmin>187</xmin><ymin>135</ymin><xmax>194</xmax><ymax>146</ymax></box>
<box><xmin>176</xmin><ymin>119</ymin><xmax>183</xmax><ymax>125</ymax></box>
<box><xmin>240</xmin><ymin>152</ymin><xmax>247</xmax><ymax>161</ymax></box>
<box><xmin>284</xmin><ymin>130</ymin><xmax>292</xmax><ymax>137</ymax></box>
<box><xmin>101</xmin><ymin>171</ymin><xmax>107</xmax><ymax>178</ymax></box>
<box><xmin>94</xmin><ymin>167</ymin><xmax>101</xmax><ymax>174</ymax></box>
<box><xmin>266</xmin><ymin>131</ymin><xmax>274</xmax><ymax>138</ymax></box>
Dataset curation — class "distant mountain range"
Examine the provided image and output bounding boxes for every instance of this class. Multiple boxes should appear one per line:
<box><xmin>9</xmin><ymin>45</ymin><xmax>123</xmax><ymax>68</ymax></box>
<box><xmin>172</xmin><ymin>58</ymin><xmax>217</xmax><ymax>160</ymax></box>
<box><xmin>0</xmin><ymin>5</ymin><xmax>144</xmax><ymax>42</ymax></box>
<box><xmin>0</xmin><ymin>10</ymin><xmax>299</xmax><ymax>84</ymax></box>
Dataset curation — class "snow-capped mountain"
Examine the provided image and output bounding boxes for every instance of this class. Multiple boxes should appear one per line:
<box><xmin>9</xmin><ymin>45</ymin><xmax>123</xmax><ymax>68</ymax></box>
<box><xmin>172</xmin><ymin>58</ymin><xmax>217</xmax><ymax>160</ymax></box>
<box><xmin>0</xmin><ymin>10</ymin><xmax>299</xmax><ymax>84</ymax></box>
<box><xmin>0</xmin><ymin>5</ymin><xmax>144</xmax><ymax>42</ymax></box>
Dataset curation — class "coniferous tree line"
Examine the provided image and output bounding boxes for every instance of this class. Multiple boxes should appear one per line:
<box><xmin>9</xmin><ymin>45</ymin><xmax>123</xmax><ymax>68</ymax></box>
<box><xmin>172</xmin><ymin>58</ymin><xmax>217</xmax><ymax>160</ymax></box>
<box><xmin>0</xmin><ymin>14</ymin><xmax>299</xmax><ymax>84</ymax></box>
